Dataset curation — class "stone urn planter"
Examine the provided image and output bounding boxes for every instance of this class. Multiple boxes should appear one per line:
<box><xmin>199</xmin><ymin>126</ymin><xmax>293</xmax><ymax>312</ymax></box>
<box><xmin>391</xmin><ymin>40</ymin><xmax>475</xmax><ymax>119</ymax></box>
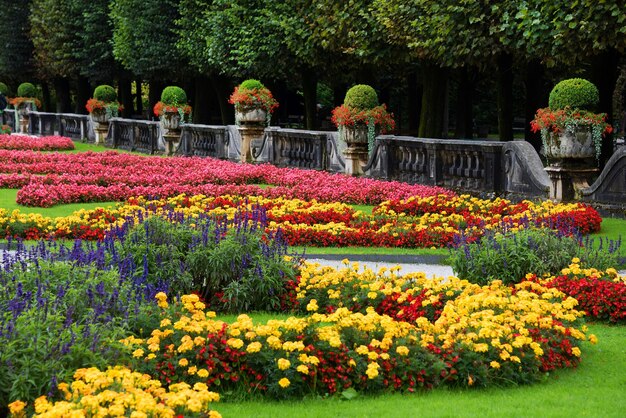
<box><xmin>89</xmin><ymin>108</ymin><xmax>109</xmax><ymax>124</ymax></box>
<box><xmin>543</xmin><ymin>128</ymin><xmax>595</xmax><ymax>162</ymax></box>
<box><xmin>340</xmin><ymin>124</ymin><xmax>371</xmax><ymax>176</ymax></box>
<box><xmin>236</xmin><ymin>108</ymin><xmax>267</xmax><ymax>125</ymax></box>
<box><xmin>160</xmin><ymin>110</ymin><xmax>182</xmax><ymax>132</ymax></box>
<box><xmin>89</xmin><ymin>109</ymin><xmax>110</xmax><ymax>145</ymax></box>
<box><xmin>17</xmin><ymin>101</ymin><xmax>35</xmax><ymax>134</ymax></box>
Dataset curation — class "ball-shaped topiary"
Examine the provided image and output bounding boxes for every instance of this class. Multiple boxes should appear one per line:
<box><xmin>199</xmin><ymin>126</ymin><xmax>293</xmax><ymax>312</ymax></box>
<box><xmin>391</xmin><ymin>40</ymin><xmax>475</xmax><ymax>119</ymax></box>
<box><xmin>344</xmin><ymin>84</ymin><xmax>379</xmax><ymax>111</ymax></box>
<box><xmin>239</xmin><ymin>79</ymin><xmax>265</xmax><ymax>91</ymax></box>
<box><xmin>17</xmin><ymin>82</ymin><xmax>38</xmax><ymax>98</ymax></box>
<box><xmin>548</xmin><ymin>78</ymin><xmax>600</xmax><ymax>111</ymax></box>
<box><xmin>0</xmin><ymin>82</ymin><xmax>9</xmax><ymax>96</ymax></box>
<box><xmin>93</xmin><ymin>85</ymin><xmax>118</xmax><ymax>103</ymax></box>
<box><xmin>160</xmin><ymin>86</ymin><xmax>187</xmax><ymax>106</ymax></box>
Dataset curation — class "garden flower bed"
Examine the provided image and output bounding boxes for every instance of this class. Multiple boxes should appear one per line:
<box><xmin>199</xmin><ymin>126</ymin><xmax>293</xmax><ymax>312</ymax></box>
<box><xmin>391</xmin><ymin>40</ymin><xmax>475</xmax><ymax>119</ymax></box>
<box><xmin>0</xmin><ymin>134</ymin><xmax>74</xmax><ymax>151</ymax></box>
<box><xmin>0</xmin><ymin>193</ymin><xmax>601</xmax><ymax>244</ymax></box>
<box><xmin>0</xmin><ymin>149</ymin><xmax>451</xmax><ymax>207</ymax></box>
<box><xmin>1</xmin><ymin>208</ymin><xmax>623</xmax><ymax>416</ymax></box>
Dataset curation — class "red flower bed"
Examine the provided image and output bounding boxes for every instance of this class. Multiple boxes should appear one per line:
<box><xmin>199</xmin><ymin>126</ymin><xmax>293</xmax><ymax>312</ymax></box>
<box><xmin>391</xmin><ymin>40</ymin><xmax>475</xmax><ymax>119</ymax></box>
<box><xmin>0</xmin><ymin>134</ymin><xmax>74</xmax><ymax>151</ymax></box>
<box><xmin>0</xmin><ymin>149</ymin><xmax>452</xmax><ymax>207</ymax></box>
<box><xmin>548</xmin><ymin>275</ymin><xmax>626</xmax><ymax>323</ymax></box>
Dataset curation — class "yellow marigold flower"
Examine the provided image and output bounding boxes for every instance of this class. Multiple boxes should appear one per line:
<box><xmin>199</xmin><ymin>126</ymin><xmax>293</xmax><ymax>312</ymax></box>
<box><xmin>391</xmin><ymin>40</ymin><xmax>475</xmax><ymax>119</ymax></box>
<box><xmin>356</xmin><ymin>345</ymin><xmax>369</xmax><ymax>355</ymax></box>
<box><xmin>209</xmin><ymin>411</ymin><xmax>222</xmax><ymax>418</ymax></box>
<box><xmin>132</xmin><ymin>349</ymin><xmax>145</xmax><ymax>358</ymax></box>
<box><xmin>179</xmin><ymin>358</ymin><xmax>189</xmax><ymax>367</ymax></box>
<box><xmin>396</xmin><ymin>346</ymin><xmax>409</xmax><ymax>356</ymax></box>
<box><xmin>589</xmin><ymin>334</ymin><xmax>598</xmax><ymax>344</ymax></box>
<box><xmin>572</xmin><ymin>347</ymin><xmax>581</xmax><ymax>357</ymax></box>
<box><xmin>368</xmin><ymin>351</ymin><xmax>379</xmax><ymax>361</ymax></box>
<box><xmin>297</xmin><ymin>365</ymin><xmax>309</xmax><ymax>375</ymax></box>
<box><xmin>367</xmin><ymin>291</ymin><xmax>378</xmax><ymax>299</ymax></box>
<box><xmin>188</xmin><ymin>366</ymin><xmax>197</xmax><ymax>375</ymax></box>
<box><xmin>247</xmin><ymin>342</ymin><xmax>262</xmax><ymax>353</ymax></box>
<box><xmin>490</xmin><ymin>361</ymin><xmax>500</xmax><ymax>369</ymax></box>
<box><xmin>306</xmin><ymin>299</ymin><xmax>319</xmax><ymax>312</ymax></box>
<box><xmin>277</xmin><ymin>358</ymin><xmax>291</xmax><ymax>370</ymax></box>
<box><xmin>349</xmin><ymin>359</ymin><xmax>356</xmax><ymax>367</ymax></box>
<box><xmin>227</xmin><ymin>338</ymin><xmax>244</xmax><ymax>349</ymax></box>
<box><xmin>146</xmin><ymin>353</ymin><xmax>156</xmax><ymax>360</ymax></box>
<box><xmin>278</xmin><ymin>377</ymin><xmax>291</xmax><ymax>388</ymax></box>
<box><xmin>160</xmin><ymin>318</ymin><xmax>172</xmax><ymax>327</ymax></box>
<box><xmin>8</xmin><ymin>400</ymin><xmax>27</xmax><ymax>415</ymax></box>
<box><xmin>366</xmin><ymin>364</ymin><xmax>379</xmax><ymax>379</ymax></box>
<box><xmin>197</xmin><ymin>369</ymin><xmax>209</xmax><ymax>378</ymax></box>
<box><xmin>155</xmin><ymin>292</ymin><xmax>167</xmax><ymax>301</ymax></box>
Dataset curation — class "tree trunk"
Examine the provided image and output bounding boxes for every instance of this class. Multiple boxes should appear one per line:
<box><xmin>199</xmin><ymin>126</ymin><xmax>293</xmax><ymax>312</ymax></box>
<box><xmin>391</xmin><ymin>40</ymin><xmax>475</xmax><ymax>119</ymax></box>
<box><xmin>118</xmin><ymin>77</ymin><xmax>133</xmax><ymax>117</ymax></box>
<box><xmin>419</xmin><ymin>63</ymin><xmax>447</xmax><ymax>138</ymax></box>
<box><xmin>455</xmin><ymin>67</ymin><xmax>475</xmax><ymax>139</ymax></box>
<box><xmin>135</xmin><ymin>79</ymin><xmax>143</xmax><ymax>117</ymax></box>
<box><xmin>193</xmin><ymin>74</ymin><xmax>212</xmax><ymax>124</ymax></box>
<box><xmin>148</xmin><ymin>80</ymin><xmax>164</xmax><ymax>121</ymax></box>
<box><xmin>497</xmin><ymin>53</ymin><xmax>514</xmax><ymax>141</ymax></box>
<box><xmin>54</xmin><ymin>77</ymin><xmax>72</xmax><ymax>113</ymax></box>
<box><xmin>591</xmin><ymin>49</ymin><xmax>620</xmax><ymax>166</ymax></box>
<box><xmin>407</xmin><ymin>72</ymin><xmax>422</xmax><ymax>135</ymax></box>
<box><xmin>41</xmin><ymin>82</ymin><xmax>51</xmax><ymax>113</ymax></box>
<box><xmin>75</xmin><ymin>76</ymin><xmax>92</xmax><ymax>115</ymax></box>
<box><xmin>524</xmin><ymin>60</ymin><xmax>546</xmax><ymax>152</ymax></box>
<box><xmin>301</xmin><ymin>67</ymin><xmax>318</xmax><ymax>130</ymax></box>
<box><xmin>210</xmin><ymin>74</ymin><xmax>233</xmax><ymax>125</ymax></box>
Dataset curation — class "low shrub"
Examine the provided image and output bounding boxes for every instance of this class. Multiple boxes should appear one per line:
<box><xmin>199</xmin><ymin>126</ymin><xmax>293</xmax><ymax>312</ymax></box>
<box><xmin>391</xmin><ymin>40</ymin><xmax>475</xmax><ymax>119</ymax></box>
<box><xmin>239</xmin><ymin>79</ymin><xmax>265</xmax><ymax>91</ymax></box>
<box><xmin>344</xmin><ymin>84</ymin><xmax>379</xmax><ymax>110</ymax></box>
<box><xmin>548</xmin><ymin>78</ymin><xmax>599</xmax><ymax>111</ymax></box>
<box><xmin>449</xmin><ymin>228</ymin><xmax>621</xmax><ymax>285</ymax></box>
<box><xmin>0</xmin><ymin>82</ymin><xmax>9</xmax><ymax>96</ymax></box>
<box><xmin>160</xmin><ymin>86</ymin><xmax>187</xmax><ymax>106</ymax></box>
<box><xmin>93</xmin><ymin>85</ymin><xmax>117</xmax><ymax>102</ymax></box>
<box><xmin>16</xmin><ymin>82</ymin><xmax>37</xmax><ymax>99</ymax></box>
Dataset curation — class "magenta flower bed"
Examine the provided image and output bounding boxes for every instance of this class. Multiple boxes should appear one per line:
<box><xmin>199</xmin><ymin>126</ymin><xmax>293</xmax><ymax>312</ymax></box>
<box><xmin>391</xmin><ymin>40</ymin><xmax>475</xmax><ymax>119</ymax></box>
<box><xmin>0</xmin><ymin>150</ymin><xmax>453</xmax><ymax>207</ymax></box>
<box><xmin>0</xmin><ymin>134</ymin><xmax>75</xmax><ymax>151</ymax></box>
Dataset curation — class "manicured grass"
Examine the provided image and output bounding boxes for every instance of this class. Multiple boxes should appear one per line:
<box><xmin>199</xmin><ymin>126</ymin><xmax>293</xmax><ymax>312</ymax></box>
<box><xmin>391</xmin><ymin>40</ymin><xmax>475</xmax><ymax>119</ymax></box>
<box><xmin>0</xmin><ymin>188</ymin><xmax>118</xmax><ymax>216</ymax></box>
<box><xmin>212</xmin><ymin>323</ymin><xmax>626</xmax><ymax>418</ymax></box>
<box><xmin>66</xmin><ymin>141</ymin><xmax>139</xmax><ymax>154</ymax></box>
<box><xmin>294</xmin><ymin>245</ymin><xmax>447</xmax><ymax>258</ymax></box>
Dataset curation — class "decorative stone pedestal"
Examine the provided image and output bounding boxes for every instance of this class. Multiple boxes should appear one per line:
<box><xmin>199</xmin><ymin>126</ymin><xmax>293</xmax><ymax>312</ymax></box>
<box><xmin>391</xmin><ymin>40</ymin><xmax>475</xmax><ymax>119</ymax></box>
<box><xmin>545</xmin><ymin>166</ymin><xmax>599</xmax><ymax>202</ymax></box>
<box><xmin>93</xmin><ymin>122</ymin><xmax>109</xmax><ymax>145</ymax></box>
<box><xmin>343</xmin><ymin>146</ymin><xmax>369</xmax><ymax>176</ymax></box>
<box><xmin>238</xmin><ymin>124</ymin><xmax>265</xmax><ymax>163</ymax></box>
<box><xmin>160</xmin><ymin>112</ymin><xmax>182</xmax><ymax>155</ymax></box>
<box><xmin>17</xmin><ymin>105</ymin><xmax>32</xmax><ymax>134</ymax></box>
<box><xmin>163</xmin><ymin>132</ymin><xmax>180</xmax><ymax>155</ymax></box>
<box><xmin>341</xmin><ymin>125</ymin><xmax>370</xmax><ymax>176</ymax></box>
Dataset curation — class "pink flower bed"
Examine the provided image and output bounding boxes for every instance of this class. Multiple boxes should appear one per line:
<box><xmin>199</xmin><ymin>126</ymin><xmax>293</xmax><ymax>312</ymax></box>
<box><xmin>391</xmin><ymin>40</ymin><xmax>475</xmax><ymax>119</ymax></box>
<box><xmin>0</xmin><ymin>134</ymin><xmax>75</xmax><ymax>151</ymax></box>
<box><xmin>0</xmin><ymin>150</ymin><xmax>453</xmax><ymax>207</ymax></box>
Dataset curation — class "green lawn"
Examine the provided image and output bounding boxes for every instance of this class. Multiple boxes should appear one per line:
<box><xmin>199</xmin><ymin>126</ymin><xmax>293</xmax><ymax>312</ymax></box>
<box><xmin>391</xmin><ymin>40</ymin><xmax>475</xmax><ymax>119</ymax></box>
<box><xmin>211</xmin><ymin>323</ymin><xmax>626</xmax><ymax>418</ymax></box>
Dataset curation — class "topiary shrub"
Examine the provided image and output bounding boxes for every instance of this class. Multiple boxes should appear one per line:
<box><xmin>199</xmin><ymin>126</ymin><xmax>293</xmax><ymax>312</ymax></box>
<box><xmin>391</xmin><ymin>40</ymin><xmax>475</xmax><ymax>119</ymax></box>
<box><xmin>344</xmin><ymin>84</ymin><xmax>379</xmax><ymax>110</ymax></box>
<box><xmin>93</xmin><ymin>85</ymin><xmax>117</xmax><ymax>102</ymax></box>
<box><xmin>0</xmin><ymin>82</ymin><xmax>9</xmax><ymax>96</ymax></box>
<box><xmin>239</xmin><ymin>79</ymin><xmax>265</xmax><ymax>91</ymax></box>
<box><xmin>17</xmin><ymin>82</ymin><xmax>37</xmax><ymax>98</ymax></box>
<box><xmin>160</xmin><ymin>86</ymin><xmax>187</xmax><ymax>106</ymax></box>
<box><xmin>548</xmin><ymin>78</ymin><xmax>600</xmax><ymax>111</ymax></box>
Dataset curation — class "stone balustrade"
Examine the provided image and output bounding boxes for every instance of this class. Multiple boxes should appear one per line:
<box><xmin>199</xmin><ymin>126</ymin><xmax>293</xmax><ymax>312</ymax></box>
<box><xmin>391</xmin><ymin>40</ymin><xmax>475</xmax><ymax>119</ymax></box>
<box><xmin>108</xmin><ymin>118</ymin><xmax>160</xmax><ymax>154</ymax></box>
<box><xmin>2</xmin><ymin>111</ymin><xmax>624</xmax><ymax>209</ymax></box>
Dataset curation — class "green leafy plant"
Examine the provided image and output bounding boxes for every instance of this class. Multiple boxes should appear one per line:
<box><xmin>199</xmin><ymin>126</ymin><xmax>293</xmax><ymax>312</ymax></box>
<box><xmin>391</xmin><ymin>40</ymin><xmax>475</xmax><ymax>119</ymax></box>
<box><xmin>160</xmin><ymin>86</ymin><xmax>187</xmax><ymax>106</ymax></box>
<box><xmin>153</xmin><ymin>86</ymin><xmax>192</xmax><ymax>120</ymax></box>
<box><xmin>332</xmin><ymin>84</ymin><xmax>395</xmax><ymax>152</ymax></box>
<box><xmin>86</xmin><ymin>85</ymin><xmax>123</xmax><ymax>118</ymax></box>
<box><xmin>449</xmin><ymin>228</ymin><xmax>621</xmax><ymax>285</ymax></box>
<box><xmin>16</xmin><ymin>82</ymin><xmax>37</xmax><ymax>99</ymax></box>
<box><xmin>548</xmin><ymin>78</ymin><xmax>599</xmax><ymax>111</ymax></box>
<box><xmin>344</xmin><ymin>84</ymin><xmax>379</xmax><ymax>110</ymax></box>
<box><xmin>229</xmin><ymin>79</ymin><xmax>279</xmax><ymax>123</ymax></box>
<box><xmin>93</xmin><ymin>85</ymin><xmax>118</xmax><ymax>102</ymax></box>
<box><xmin>531</xmin><ymin>78</ymin><xmax>611</xmax><ymax>160</ymax></box>
<box><xmin>0</xmin><ymin>82</ymin><xmax>9</xmax><ymax>96</ymax></box>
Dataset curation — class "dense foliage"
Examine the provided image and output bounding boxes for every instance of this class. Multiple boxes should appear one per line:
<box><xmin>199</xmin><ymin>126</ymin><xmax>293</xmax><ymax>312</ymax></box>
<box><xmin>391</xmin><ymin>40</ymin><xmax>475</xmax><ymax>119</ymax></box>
<box><xmin>548</xmin><ymin>78</ymin><xmax>600</xmax><ymax>111</ymax></box>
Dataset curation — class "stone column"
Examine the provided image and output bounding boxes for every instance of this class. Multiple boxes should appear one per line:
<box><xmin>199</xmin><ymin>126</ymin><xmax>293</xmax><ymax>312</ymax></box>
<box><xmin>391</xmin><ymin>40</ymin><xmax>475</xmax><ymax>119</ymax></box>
<box><xmin>93</xmin><ymin>122</ymin><xmax>109</xmax><ymax>145</ymax></box>
<box><xmin>238</xmin><ymin>124</ymin><xmax>265</xmax><ymax>163</ymax></box>
<box><xmin>545</xmin><ymin>165</ymin><xmax>599</xmax><ymax>201</ymax></box>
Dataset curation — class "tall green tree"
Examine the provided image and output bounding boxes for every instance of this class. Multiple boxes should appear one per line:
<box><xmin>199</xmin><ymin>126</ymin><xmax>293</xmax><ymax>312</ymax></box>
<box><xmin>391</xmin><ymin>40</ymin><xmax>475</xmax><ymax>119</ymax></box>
<box><xmin>111</xmin><ymin>0</ymin><xmax>187</xmax><ymax>113</ymax></box>
<box><xmin>0</xmin><ymin>0</ymin><xmax>35</xmax><ymax>88</ymax></box>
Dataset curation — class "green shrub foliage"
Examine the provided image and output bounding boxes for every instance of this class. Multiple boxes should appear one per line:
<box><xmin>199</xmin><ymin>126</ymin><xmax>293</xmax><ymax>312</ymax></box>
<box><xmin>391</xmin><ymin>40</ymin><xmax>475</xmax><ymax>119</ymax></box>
<box><xmin>160</xmin><ymin>86</ymin><xmax>187</xmax><ymax>106</ymax></box>
<box><xmin>548</xmin><ymin>78</ymin><xmax>600</xmax><ymax>111</ymax></box>
<box><xmin>17</xmin><ymin>82</ymin><xmax>37</xmax><ymax>98</ymax></box>
<box><xmin>0</xmin><ymin>82</ymin><xmax>9</xmax><ymax>95</ymax></box>
<box><xmin>449</xmin><ymin>229</ymin><xmax>621</xmax><ymax>286</ymax></box>
<box><xmin>239</xmin><ymin>79</ymin><xmax>265</xmax><ymax>91</ymax></box>
<box><xmin>344</xmin><ymin>84</ymin><xmax>379</xmax><ymax>110</ymax></box>
<box><xmin>93</xmin><ymin>85</ymin><xmax>118</xmax><ymax>102</ymax></box>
